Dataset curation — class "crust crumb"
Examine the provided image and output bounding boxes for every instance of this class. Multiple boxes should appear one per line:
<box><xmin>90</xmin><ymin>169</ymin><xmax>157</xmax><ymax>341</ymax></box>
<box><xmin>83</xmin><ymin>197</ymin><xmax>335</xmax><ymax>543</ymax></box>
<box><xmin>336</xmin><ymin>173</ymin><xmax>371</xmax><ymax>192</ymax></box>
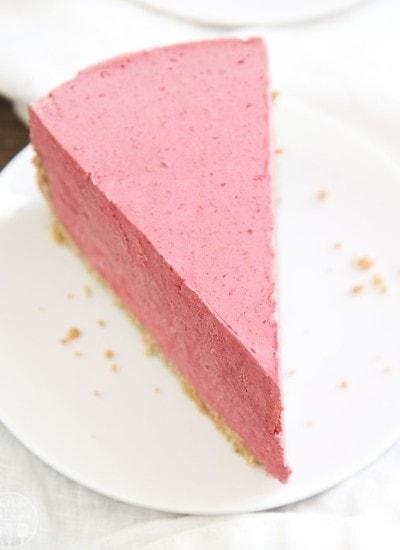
<box><xmin>339</xmin><ymin>380</ymin><xmax>349</xmax><ymax>390</ymax></box>
<box><xmin>93</xmin><ymin>390</ymin><xmax>102</xmax><ymax>398</ymax></box>
<box><xmin>333</xmin><ymin>242</ymin><xmax>342</xmax><ymax>250</ymax></box>
<box><xmin>351</xmin><ymin>284</ymin><xmax>364</xmax><ymax>294</ymax></box>
<box><xmin>104</xmin><ymin>349</ymin><xmax>114</xmax><ymax>359</ymax></box>
<box><xmin>74</xmin><ymin>351</ymin><xmax>83</xmax><ymax>358</ymax></box>
<box><xmin>84</xmin><ymin>285</ymin><xmax>93</xmax><ymax>297</ymax></box>
<box><xmin>67</xmin><ymin>292</ymin><xmax>75</xmax><ymax>300</ymax></box>
<box><xmin>97</xmin><ymin>320</ymin><xmax>106</xmax><ymax>327</ymax></box>
<box><xmin>111</xmin><ymin>364</ymin><xmax>120</xmax><ymax>374</ymax></box>
<box><xmin>275</xmin><ymin>147</ymin><xmax>285</xmax><ymax>155</ymax></box>
<box><xmin>383</xmin><ymin>366</ymin><xmax>392</xmax><ymax>374</ymax></box>
<box><xmin>272</xmin><ymin>90</ymin><xmax>280</xmax><ymax>101</ymax></box>
<box><xmin>60</xmin><ymin>327</ymin><xmax>81</xmax><ymax>345</ymax></box>
<box><xmin>142</xmin><ymin>333</ymin><xmax>157</xmax><ymax>356</ymax></box>
<box><xmin>286</xmin><ymin>369</ymin><xmax>296</xmax><ymax>377</ymax></box>
<box><xmin>317</xmin><ymin>189</ymin><xmax>328</xmax><ymax>201</ymax></box>
<box><xmin>371</xmin><ymin>274</ymin><xmax>388</xmax><ymax>293</ymax></box>
<box><xmin>356</xmin><ymin>256</ymin><xmax>373</xmax><ymax>270</ymax></box>
<box><xmin>154</xmin><ymin>386</ymin><xmax>161</xmax><ymax>393</ymax></box>
<box><xmin>68</xmin><ymin>327</ymin><xmax>80</xmax><ymax>339</ymax></box>
<box><xmin>52</xmin><ymin>223</ymin><xmax>66</xmax><ymax>244</ymax></box>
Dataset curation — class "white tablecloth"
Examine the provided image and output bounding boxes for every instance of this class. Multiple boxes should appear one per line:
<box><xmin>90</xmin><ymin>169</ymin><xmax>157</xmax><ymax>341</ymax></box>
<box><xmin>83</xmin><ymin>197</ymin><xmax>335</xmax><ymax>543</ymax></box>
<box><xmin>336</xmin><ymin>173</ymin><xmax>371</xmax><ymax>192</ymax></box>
<box><xmin>1</xmin><ymin>0</ymin><xmax>400</xmax><ymax>548</ymax></box>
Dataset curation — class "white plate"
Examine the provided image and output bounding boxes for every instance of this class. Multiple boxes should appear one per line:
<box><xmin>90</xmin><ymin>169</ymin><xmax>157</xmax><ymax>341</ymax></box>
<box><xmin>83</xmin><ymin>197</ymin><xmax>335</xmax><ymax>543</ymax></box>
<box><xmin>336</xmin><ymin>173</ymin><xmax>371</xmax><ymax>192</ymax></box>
<box><xmin>133</xmin><ymin>0</ymin><xmax>371</xmax><ymax>27</ymax></box>
<box><xmin>0</xmin><ymin>100</ymin><xmax>399</xmax><ymax>514</ymax></box>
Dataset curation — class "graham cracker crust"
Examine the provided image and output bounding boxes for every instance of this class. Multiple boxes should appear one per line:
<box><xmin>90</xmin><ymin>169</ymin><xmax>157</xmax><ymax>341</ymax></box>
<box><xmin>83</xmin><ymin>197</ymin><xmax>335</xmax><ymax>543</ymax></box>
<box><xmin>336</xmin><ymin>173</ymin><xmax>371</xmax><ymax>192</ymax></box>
<box><xmin>34</xmin><ymin>154</ymin><xmax>260</xmax><ymax>469</ymax></box>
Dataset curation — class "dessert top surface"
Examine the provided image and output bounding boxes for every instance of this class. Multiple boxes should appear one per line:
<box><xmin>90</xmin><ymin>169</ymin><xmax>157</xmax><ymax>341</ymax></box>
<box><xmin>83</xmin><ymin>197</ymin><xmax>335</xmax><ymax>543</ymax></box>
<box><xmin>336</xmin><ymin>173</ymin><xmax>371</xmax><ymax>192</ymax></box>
<box><xmin>30</xmin><ymin>38</ymin><xmax>279</xmax><ymax>380</ymax></box>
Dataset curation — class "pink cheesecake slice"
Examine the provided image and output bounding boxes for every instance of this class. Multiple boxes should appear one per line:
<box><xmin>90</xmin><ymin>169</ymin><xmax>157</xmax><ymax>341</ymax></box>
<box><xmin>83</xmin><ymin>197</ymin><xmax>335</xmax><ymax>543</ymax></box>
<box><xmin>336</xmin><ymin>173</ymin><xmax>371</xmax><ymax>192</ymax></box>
<box><xmin>29</xmin><ymin>38</ymin><xmax>291</xmax><ymax>483</ymax></box>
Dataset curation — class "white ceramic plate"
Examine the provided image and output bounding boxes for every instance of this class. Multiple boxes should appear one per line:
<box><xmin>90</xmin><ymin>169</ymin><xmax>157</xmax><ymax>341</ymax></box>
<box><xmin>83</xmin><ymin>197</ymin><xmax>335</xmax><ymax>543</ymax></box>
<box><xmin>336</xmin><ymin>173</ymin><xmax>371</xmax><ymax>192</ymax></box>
<box><xmin>0</xmin><ymin>100</ymin><xmax>399</xmax><ymax>514</ymax></box>
<box><xmin>133</xmin><ymin>0</ymin><xmax>371</xmax><ymax>27</ymax></box>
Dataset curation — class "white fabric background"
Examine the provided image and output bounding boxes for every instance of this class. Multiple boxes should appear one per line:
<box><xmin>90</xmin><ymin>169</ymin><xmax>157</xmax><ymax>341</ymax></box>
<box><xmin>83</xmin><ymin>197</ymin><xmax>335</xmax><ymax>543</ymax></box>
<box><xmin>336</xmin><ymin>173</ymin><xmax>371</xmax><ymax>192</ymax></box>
<box><xmin>1</xmin><ymin>0</ymin><xmax>399</xmax><ymax>547</ymax></box>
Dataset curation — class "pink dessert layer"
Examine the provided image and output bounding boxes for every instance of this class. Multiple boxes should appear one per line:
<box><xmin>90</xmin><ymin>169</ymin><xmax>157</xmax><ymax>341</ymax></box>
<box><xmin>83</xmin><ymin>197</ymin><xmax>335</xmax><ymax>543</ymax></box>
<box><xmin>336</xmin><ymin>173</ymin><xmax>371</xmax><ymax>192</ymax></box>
<box><xmin>29</xmin><ymin>38</ymin><xmax>291</xmax><ymax>482</ymax></box>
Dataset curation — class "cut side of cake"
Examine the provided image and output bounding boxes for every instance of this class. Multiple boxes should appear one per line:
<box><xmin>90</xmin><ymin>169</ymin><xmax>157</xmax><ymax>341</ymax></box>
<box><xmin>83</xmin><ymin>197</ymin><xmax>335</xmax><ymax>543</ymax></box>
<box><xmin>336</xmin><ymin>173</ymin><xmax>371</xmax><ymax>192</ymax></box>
<box><xmin>29</xmin><ymin>38</ymin><xmax>291</xmax><ymax>483</ymax></box>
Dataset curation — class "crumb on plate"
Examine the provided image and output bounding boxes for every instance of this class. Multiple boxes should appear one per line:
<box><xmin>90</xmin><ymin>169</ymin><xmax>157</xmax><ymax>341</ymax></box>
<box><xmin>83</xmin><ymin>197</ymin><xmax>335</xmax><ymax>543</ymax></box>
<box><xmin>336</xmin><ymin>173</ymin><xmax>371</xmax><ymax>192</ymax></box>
<box><xmin>356</xmin><ymin>256</ymin><xmax>374</xmax><ymax>270</ymax></box>
<box><xmin>351</xmin><ymin>284</ymin><xmax>364</xmax><ymax>294</ymax></box>
<box><xmin>317</xmin><ymin>189</ymin><xmax>328</xmax><ymax>201</ymax></box>
<box><xmin>84</xmin><ymin>285</ymin><xmax>93</xmax><ymax>297</ymax></box>
<box><xmin>60</xmin><ymin>327</ymin><xmax>81</xmax><ymax>345</ymax></box>
<box><xmin>272</xmin><ymin>90</ymin><xmax>280</xmax><ymax>101</ymax></box>
<box><xmin>372</xmin><ymin>274</ymin><xmax>388</xmax><ymax>293</ymax></box>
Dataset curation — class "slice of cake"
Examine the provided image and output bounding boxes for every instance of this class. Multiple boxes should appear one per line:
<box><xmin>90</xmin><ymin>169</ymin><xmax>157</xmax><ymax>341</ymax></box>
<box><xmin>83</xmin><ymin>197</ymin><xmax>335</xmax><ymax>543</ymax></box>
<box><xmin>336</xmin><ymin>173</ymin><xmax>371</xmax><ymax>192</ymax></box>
<box><xmin>29</xmin><ymin>38</ymin><xmax>291</xmax><ymax>483</ymax></box>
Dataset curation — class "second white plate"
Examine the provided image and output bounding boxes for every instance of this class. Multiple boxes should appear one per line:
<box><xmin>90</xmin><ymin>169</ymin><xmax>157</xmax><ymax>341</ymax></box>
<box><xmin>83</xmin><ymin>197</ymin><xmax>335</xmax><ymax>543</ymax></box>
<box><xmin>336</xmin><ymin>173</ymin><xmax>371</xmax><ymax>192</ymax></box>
<box><xmin>133</xmin><ymin>0</ymin><xmax>371</xmax><ymax>27</ymax></box>
<box><xmin>0</xmin><ymin>99</ymin><xmax>399</xmax><ymax>514</ymax></box>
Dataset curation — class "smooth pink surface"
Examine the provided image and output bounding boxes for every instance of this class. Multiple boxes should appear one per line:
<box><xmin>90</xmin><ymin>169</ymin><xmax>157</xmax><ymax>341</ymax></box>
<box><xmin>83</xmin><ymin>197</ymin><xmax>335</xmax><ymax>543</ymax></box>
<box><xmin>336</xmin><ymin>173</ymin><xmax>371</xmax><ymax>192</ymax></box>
<box><xmin>29</xmin><ymin>38</ymin><xmax>290</xmax><ymax>482</ymax></box>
